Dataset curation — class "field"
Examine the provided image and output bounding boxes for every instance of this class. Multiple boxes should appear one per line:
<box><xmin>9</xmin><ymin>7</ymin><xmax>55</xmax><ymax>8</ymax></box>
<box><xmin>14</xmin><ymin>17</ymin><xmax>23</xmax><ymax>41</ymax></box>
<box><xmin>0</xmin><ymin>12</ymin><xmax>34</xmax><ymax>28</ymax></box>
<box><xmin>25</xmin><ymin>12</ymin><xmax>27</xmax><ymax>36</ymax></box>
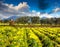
<box><xmin>0</xmin><ymin>26</ymin><xmax>60</xmax><ymax>47</ymax></box>
<box><xmin>0</xmin><ymin>23</ymin><xmax>60</xmax><ymax>27</ymax></box>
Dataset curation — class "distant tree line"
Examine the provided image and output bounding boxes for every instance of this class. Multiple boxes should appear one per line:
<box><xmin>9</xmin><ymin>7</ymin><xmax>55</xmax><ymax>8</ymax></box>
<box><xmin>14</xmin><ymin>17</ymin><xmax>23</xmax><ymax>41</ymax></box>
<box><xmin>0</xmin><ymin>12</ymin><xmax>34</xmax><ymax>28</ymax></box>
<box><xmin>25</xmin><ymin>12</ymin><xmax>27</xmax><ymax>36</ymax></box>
<box><xmin>15</xmin><ymin>16</ymin><xmax>40</xmax><ymax>24</ymax></box>
<box><xmin>0</xmin><ymin>16</ymin><xmax>60</xmax><ymax>25</ymax></box>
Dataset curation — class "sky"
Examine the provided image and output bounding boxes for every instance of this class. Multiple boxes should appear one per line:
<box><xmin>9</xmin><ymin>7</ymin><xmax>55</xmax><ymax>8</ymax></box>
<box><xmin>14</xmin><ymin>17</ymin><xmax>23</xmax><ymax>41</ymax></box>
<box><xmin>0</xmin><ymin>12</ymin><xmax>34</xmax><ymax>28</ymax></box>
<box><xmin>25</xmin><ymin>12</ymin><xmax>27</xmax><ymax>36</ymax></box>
<box><xmin>0</xmin><ymin>0</ymin><xmax>60</xmax><ymax>19</ymax></box>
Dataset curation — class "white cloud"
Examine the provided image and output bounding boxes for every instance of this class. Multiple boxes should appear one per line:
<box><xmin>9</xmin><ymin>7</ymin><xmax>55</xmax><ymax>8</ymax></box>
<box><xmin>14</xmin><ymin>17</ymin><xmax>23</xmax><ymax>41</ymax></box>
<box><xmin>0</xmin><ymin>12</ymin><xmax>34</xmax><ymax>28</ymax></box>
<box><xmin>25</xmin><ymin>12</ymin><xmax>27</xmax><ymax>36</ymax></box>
<box><xmin>32</xmin><ymin>10</ymin><xmax>36</xmax><ymax>13</ymax></box>
<box><xmin>50</xmin><ymin>12</ymin><xmax>60</xmax><ymax>18</ymax></box>
<box><xmin>5</xmin><ymin>2</ymin><xmax>29</xmax><ymax>11</ymax></box>
<box><xmin>0</xmin><ymin>2</ymin><xmax>41</xmax><ymax>19</ymax></box>
<box><xmin>37</xmin><ymin>12</ymin><xmax>40</xmax><ymax>16</ymax></box>
<box><xmin>40</xmin><ymin>13</ymin><xmax>53</xmax><ymax>18</ymax></box>
<box><xmin>29</xmin><ymin>10</ymin><xmax>40</xmax><ymax>17</ymax></box>
<box><xmin>0</xmin><ymin>2</ymin><xmax>60</xmax><ymax>19</ymax></box>
<box><xmin>53</xmin><ymin>8</ymin><xmax>60</xmax><ymax>13</ymax></box>
<box><xmin>0</xmin><ymin>2</ymin><xmax>30</xmax><ymax>19</ymax></box>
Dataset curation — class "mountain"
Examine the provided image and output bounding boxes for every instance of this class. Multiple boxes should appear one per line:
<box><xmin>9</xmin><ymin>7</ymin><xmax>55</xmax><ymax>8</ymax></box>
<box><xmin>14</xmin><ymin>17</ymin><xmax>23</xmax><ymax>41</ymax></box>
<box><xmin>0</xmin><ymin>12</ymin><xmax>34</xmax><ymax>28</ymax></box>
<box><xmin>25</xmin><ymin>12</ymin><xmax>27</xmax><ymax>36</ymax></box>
<box><xmin>7</xmin><ymin>16</ymin><xmax>18</xmax><ymax>20</ymax></box>
<box><xmin>40</xmin><ymin>17</ymin><xmax>47</xmax><ymax>19</ymax></box>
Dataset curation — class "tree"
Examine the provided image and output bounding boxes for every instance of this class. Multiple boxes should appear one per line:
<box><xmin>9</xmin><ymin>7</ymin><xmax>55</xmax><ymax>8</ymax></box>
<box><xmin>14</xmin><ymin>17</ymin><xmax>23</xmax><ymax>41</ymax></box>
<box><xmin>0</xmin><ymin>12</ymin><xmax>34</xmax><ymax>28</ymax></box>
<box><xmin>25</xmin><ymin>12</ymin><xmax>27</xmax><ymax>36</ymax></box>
<box><xmin>56</xmin><ymin>18</ymin><xmax>60</xmax><ymax>24</ymax></box>
<box><xmin>3</xmin><ymin>19</ymin><xmax>9</xmax><ymax>23</ymax></box>
<box><xmin>31</xmin><ymin>16</ymin><xmax>40</xmax><ymax>24</ymax></box>
<box><xmin>16</xmin><ymin>16</ymin><xmax>30</xmax><ymax>24</ymax></box>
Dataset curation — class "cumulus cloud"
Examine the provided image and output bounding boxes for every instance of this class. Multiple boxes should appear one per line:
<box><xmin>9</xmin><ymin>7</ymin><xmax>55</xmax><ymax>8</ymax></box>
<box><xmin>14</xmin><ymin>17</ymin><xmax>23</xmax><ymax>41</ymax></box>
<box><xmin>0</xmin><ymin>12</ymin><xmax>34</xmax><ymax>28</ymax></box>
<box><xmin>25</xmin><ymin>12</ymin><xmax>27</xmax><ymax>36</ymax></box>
<box><xmin>0</xmin><ymin>2</ymin><xmax>8</xmax><ymax>11</ymax></box>
<box><xmin>40</xmin><ymin>13</ymin><xmax>53</xmax><ymax>18</ymax></box>
<box><xmin>0</xmin><ymin>2</ymin><xmax>41</xmax><ymax>19</ymax></box>
<box><xmin>53</xmin><ymin>8</ymin><xmax>60</xmax><ymax>13</ymax></box>
<box><xmin>0</xmin><ymin>2</ymin><xmax>30</xmax><ymax>19</ymax></box>
<box><xmin>29</xmin><ymin>10</ymin><xmax>40</xmax><ymax>17</ymax></box>
<box><xmin>0</xmin><ymin>1</ymin><xmax>59</xmax><ymax>19</ymax></box>
<box><xmin>5</xmin><ymin>2</ymin><xmax>29</xmax><ymax>12</ymax></box>
<box><xmin>28</xmin><ymin>10</ymin><xmax>53</xmax><ymax>18</ymax></box>
<box><xmin>49</xmin><ymin>8</ymin><xmax>60</xmax><ymax>14</ymax></box>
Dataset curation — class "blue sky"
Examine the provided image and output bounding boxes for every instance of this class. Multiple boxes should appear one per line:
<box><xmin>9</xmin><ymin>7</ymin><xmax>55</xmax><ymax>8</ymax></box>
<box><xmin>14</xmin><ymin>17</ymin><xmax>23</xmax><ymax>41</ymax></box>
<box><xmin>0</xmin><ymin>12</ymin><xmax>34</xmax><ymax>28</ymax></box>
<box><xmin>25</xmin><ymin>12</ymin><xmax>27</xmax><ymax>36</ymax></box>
<box><xmin>4</xmin><ymin>0</ymin><xmax>39</xmax><ymax>11</ymax></box>
<box><xmin>4</xmin><ymin>0</ymin><xmax>60</xmax><ymax>13</ymax></box>
<box><xmin>0</xmin><ymin>0</ymin><xmax>60</xmax><ymax>19</ymax></box>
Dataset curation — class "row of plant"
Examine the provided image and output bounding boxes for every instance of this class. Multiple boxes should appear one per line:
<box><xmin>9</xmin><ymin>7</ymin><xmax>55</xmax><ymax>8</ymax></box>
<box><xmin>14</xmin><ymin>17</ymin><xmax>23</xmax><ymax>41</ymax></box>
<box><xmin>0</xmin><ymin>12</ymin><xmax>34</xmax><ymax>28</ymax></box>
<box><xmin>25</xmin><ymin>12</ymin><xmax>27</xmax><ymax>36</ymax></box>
<box><xmin>31</xmin><ymin>28</ymin><xmax>60</xmax><ymax>47</ymax></box>
<box><xmin>0</xmin><ymin>26</ymin><xmax>60</xmax><ymax>47</ymax></box>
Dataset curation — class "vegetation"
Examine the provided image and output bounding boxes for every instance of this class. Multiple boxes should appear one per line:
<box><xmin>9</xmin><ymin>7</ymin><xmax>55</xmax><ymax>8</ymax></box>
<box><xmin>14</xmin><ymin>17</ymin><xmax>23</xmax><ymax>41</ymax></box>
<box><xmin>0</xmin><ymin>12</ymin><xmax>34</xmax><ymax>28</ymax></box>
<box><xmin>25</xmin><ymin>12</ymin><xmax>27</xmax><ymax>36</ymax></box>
<box><xmin>0</xmin><ymin>16</ymin><xmax>60</xmax><ymax>26</ymax></box>
<box><xmin>0</xmin><ymin>26</ymin><xmax>60</xmax><ymax>47</ymax></box>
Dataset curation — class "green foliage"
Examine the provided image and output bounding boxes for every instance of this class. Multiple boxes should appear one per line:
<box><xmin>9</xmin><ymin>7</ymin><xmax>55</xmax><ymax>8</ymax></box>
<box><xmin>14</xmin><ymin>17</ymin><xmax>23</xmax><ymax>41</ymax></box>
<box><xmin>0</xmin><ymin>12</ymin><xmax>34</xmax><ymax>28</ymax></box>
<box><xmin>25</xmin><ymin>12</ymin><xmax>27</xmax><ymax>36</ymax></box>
<box><xmin>0</xmin><ymin>26</ymin><xmax>60</xmax><ymax>47</ymax></box>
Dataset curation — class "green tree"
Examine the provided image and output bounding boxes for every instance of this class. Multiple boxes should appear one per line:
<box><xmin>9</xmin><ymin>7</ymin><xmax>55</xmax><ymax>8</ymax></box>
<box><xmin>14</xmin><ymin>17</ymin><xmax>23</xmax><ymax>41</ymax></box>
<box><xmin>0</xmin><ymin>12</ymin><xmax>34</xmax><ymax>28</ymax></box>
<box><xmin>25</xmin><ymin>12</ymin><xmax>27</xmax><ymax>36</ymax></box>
<box><xmin>31</xmin><ymin>16</ymin><xmax>40</xmax><ymax>24</ymax></box>
<box><xmin>16</xmin><ymin>16</ymin><xmax>30</xmax><ymax>24</ymax></box>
